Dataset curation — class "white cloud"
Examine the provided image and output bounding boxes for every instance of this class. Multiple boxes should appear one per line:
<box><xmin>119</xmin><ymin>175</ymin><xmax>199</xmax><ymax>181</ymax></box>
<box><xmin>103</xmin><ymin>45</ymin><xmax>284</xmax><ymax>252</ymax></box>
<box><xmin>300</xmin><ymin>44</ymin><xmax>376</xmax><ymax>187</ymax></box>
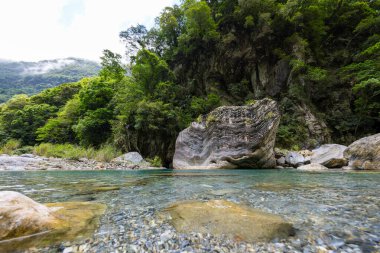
<box><xmin>0</xmin><ymin>0</ymin><xmax>178</xmax><ymax>62</ymax></box>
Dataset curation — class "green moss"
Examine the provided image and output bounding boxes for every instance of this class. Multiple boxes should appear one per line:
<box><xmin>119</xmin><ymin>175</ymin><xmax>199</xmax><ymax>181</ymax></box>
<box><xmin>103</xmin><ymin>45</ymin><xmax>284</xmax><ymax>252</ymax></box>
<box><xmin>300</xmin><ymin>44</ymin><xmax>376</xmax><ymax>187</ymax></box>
<box><xmin>245</xmin><ymin>99</ymin><xmax>257</xmax><ymax>106</ymax></box>
<box><xmin>264</xmin><ymin>111</ymin><xmax>275</xmax><ymax>120</ymax></box>
<box><xmin>206</xmin><ymin>114</ymin><xmax>217</xmax><ymax>126</ymax></box>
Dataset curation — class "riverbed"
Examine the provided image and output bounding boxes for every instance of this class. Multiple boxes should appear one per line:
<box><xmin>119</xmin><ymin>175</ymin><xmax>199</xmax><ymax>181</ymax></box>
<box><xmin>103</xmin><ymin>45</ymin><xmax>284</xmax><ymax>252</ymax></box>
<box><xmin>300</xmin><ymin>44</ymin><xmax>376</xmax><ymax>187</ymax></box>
<box><xmin>0</xmin><ymin>169</ymin><xmax>379</xmax><ymax>252</ymax></box>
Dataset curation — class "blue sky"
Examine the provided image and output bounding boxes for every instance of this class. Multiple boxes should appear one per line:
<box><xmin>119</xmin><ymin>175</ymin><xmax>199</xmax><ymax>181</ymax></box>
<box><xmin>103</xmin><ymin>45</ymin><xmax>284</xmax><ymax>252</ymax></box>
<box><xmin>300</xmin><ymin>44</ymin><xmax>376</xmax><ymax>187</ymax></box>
<box><xmin>0</xmin><ymin>0</ymin><xmax>178</xmax><ymax>62</ymax></box>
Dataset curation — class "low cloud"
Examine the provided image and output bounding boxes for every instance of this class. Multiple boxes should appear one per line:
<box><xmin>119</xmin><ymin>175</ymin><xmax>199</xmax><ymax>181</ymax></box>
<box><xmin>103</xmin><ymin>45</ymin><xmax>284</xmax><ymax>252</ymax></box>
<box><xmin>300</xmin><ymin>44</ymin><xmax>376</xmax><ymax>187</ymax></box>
<box><xmin>22</xmin><ymin>59</ymin><xmax>77</xmax><ymax>75</ymax></box>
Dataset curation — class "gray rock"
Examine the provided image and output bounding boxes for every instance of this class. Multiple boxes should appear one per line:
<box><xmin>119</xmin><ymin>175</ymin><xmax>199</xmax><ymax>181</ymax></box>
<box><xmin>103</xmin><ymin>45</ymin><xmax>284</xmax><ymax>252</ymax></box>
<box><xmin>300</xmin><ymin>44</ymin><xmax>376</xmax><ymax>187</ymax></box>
<box><xmin>20</xmin><ymin>154</ymin><xmax>35</xmax><ymax>158</ymax></box>
<box><xmin>277</xmin><ymin>157</ymin><xmax>286</xmax><ymax>166</ymax></box>
<box><xmin>297</xmin><ymin>163</ymin><xmax>329</xmax><ymax>172</ymax></box>
<box><xmin>344</xmin><ymin>133</ymin><xmax>380</xmax><ymax>170</ymax></box>
<box><xmin>113</xmin><ymin>152</ymin><xmax>144</xmax><ymax>164</ymax></box>
<box><xmin>285</xmin><ymin>152</ymin><xmax>305</xmax><ymax>167</ymax></box>
<box><xmin>311</xmin><ymin>144</ymin><xmax>348</xmax><ymax>168</ymax></box>
<box><xmin>173</xmin><ymin>98</ymin><xmax>280</xmax><ymax>169</ymax></box>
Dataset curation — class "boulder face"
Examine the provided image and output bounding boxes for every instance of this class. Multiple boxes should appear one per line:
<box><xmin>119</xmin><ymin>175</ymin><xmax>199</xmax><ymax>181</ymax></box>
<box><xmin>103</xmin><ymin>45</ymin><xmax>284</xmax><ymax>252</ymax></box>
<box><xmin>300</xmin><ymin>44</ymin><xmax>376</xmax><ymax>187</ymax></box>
<box><xmin>344</xmin><ymin>133</ymin><xmax>380</xmax><ymax>170</ymax></box>
<box><xmin>311</xmin><ymin>144</ymin><xmax>348</xmax><ymax>168</ymax></box>
<box><xmin>164</xmin><ymin>200</ymin><xmax>295</xmax><ymax>242</ymax></box>
<box><xmin>173</xmin><ymin>98</ymin><xmax>280</xmax><ymax>169</ymax></box>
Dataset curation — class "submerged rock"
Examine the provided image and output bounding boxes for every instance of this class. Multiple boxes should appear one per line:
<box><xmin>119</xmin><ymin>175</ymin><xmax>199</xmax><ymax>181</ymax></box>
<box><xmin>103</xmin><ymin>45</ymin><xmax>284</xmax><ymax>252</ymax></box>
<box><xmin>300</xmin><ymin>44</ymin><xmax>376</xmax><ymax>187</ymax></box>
<box><xmin>173</xmin><ymin>98</ymin><xmax>280</xmax><ymax>169</ymax></box>
<box><xmin>298</xmin><ymin>163</ymin><xmax>329</xmax><ymax>172</ymax></box>
<box><xmin>311</xmin><ymin>144</ymin><xmax>348</xmax><ymax>168</ymax></box>
<box><xmin>0</xmin><ymin>191</ymin><xmax>106</xmax><ymax>249</ymax></box>
<box><xmin>344</xmin><ymin>133</ymin><xmax>380</xmax><ymax>170</ymax></box>
<box><xmin>164</xmin><ymin>200</ymin><xmax>294</xmax><ymax>242</ymax></box>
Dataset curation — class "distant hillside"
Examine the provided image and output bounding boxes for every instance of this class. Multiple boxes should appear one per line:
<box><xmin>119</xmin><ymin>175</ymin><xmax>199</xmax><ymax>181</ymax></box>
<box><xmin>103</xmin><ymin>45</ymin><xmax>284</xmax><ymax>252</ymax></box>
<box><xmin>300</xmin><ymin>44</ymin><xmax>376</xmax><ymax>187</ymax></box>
<box><xmin>0</xmin><ymin>58</ymin><xmax>100</xmax><ymax>103</ymax></box>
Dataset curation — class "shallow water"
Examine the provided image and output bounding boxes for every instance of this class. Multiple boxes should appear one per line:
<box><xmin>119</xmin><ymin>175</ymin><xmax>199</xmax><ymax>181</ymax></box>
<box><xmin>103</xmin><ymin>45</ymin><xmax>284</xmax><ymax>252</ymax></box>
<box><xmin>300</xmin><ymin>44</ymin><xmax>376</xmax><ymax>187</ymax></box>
<box><xmin>0</xmin><ymin>169</ymin><xmax>379</xmax><ymax>252</ymax></box>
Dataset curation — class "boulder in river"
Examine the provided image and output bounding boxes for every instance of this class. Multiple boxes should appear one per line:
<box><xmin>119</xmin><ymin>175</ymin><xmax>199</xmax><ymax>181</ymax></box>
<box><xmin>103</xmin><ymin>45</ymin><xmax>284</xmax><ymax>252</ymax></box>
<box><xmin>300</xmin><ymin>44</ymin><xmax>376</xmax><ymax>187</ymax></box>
<box><xmin>344</xmin><ymin>133</ymin><xmax>380</xmax><ymax>170</ymax></box>
<box><xmin>285</xmin><ymin>152</ymin><xmax>305</xmax><ymax>167</ymax></box>
<box><xmin>0</xmin><ymin>191</ymin><xmax>106</xmax><ymax>244</ymax></box>
<box><xmin>173</xmin><ymin>98</ymin><xmax>280</xmax><ymax>169</ymax></box>
<box><xmin>112</xmin><ymin>152</ymin><xmax>145</xmax><ymax>164</ymax></box>
<box><xmin>298</xmin><ymin>163</ymin><xmax>329</xmax><ymax>172</ymax></box>
<box><xmin>311</xmin><ymin>144</ymin><xmax>348</xmax><ymax>168</ymax></box>
<box><xmin>164</xmin><ymin>200</ymin><xmax>295</xmax><ymax>242</ymax></box>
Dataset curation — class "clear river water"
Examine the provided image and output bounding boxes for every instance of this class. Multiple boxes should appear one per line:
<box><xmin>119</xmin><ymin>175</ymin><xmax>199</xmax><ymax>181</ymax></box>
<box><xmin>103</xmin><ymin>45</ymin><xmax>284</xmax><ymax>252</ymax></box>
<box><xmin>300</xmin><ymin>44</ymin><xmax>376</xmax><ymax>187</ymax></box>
<box><xmin>0</xmin><ymin>169</ymin><xmax>379</xmax><ymax>253</ymax></box>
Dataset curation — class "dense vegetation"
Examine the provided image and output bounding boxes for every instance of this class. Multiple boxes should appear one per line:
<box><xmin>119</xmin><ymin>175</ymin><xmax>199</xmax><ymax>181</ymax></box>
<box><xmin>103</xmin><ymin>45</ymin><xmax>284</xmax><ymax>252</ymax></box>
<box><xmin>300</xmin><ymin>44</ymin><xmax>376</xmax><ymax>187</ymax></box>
<box><xmin>0</xmin><ymin>0</ymin><xmax>378</xmax><ymax>165</ymax></box>
<box><xmin>0</xmin><ymin>58</ymin><xmax>100</xmax><ymax>103</ymax></box>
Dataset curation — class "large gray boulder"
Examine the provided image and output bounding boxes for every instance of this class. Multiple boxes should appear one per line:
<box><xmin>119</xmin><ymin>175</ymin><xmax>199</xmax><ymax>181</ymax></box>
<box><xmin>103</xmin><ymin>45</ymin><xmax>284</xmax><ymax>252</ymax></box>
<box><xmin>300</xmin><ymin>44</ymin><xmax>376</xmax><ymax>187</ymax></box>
<box><xmin>311</xmin><ymin>144</ymin><xmax>348</xmax><ymax>168</ymax></box>
<box><xmin>344</xmin><ymin>133</ymin><xmax>380</xmax><ymax>170</ymax></box>
<box><xmin>173</xmin><ymin>98</ymin><xmax>280</xmax><ymax>169</ymax></box>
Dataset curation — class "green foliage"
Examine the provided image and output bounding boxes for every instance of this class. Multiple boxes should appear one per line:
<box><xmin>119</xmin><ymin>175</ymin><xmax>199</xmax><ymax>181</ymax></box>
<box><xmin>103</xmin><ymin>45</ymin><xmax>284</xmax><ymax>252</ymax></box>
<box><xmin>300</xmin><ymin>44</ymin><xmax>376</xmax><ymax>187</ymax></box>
<box><xmin>99</xmin><ymin>50</ymin><xmax>125</xmax><ymax>81</ymax></box>
<box><xmin>0</xmin><ymin>95</ymin><xmax>57</xmax><ymax>145</ymax></box>
<box><xmin>36</xmin><ymin>96</ymin><xmax>81</xmax><ymax>143</ymax></box>
<box><xmin>0</xmin><ymin>139</ymin><xmax>21</xmax><ymax>155</ymax></box>
<box><xmin>78</xmin><ymin>78</ymin><xmax>114</xmax><ymax>111</ymax></box>
<box><xmin>74</xmin><ymin>108</ymin><xmax>113</xmax><ymax>147</ymax></box>
<box><xmin>178</xmin><ymin>0</ymin><xmax>219</xmax><ymax>54</ymax></box>
<box><xmin>146</xmin><ymin>156</ymin><xmax>163</xmax><ymax>167</ymax></box>
<box><xmin>94</xmin><ymin>144</ymin><xmax>122</xmax><ymax>162</ymax></box>
<box><xmin>190</xmin><ymin>93</ymin><xmax>221</xmax><ymax>117</ymax></box>
<box><xmin>352</xmin><ymin>78</ymin><xmax>380</xmax><ymax>127</ymax></box>
<box><xmin>132</xmin><ymin>49</ymin><xmax>173</xmax><ymax>95</ymax></box>
<box><xmin>33</xmin><ymin>143</ymin><xmax>121</xmax><ymax>162</ymax></box>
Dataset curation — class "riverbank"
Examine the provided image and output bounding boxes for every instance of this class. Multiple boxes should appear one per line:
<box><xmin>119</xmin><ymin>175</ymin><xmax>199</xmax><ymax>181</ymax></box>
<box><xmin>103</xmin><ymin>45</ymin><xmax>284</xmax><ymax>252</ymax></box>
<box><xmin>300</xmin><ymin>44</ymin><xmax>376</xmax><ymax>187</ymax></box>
<box><xmin>0</xmin><ymin>154</ymin><xmax>162</xmax><ymax>171</ymax></box>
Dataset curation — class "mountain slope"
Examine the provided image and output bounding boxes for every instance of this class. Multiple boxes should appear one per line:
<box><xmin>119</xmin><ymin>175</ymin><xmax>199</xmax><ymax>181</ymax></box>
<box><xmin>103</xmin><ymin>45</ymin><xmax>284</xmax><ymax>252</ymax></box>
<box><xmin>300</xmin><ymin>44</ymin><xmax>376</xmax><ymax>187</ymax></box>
<box><xmin>0</xmin><ymin>58</ymin><xmax>100</xmax><ymax>103</ymax></box>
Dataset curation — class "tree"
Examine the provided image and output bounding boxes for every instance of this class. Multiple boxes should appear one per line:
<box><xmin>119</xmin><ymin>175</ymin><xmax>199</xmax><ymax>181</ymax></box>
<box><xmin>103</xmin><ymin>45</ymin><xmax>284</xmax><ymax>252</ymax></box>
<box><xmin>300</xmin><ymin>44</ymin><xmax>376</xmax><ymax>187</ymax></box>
<box><xmin>99</xmin><ymin>50</ymin><xmax>125</xmax><ymax>81</ymax></box>
<box><xmin>132</xmin><ymin>49</ymin><xmax>173</xmax><ymax>95</ymax></box>
<box><xmin>74</xmin><ymin>108</ymin><xmax>113</xmax><ymax>147</ymax></box>
<box><xmin>120</xmin><ymin>24</ymin><xmax>149</xmax><ymax>60</ymax></box>
<box><xmin>178</xmin><ymin>0</ymin><xmax>219</xmax><ymax>53</ymax></box>
<box><xmin>37</xmin><ymin>96</ymin><xmax>82</xmax><ymax>143</ymax></box>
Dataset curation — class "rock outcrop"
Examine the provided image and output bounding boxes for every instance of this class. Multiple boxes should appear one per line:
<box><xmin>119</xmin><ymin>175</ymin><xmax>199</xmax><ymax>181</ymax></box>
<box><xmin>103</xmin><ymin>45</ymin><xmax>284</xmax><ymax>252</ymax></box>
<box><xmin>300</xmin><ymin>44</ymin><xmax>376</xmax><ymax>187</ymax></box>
<box><xmin>0</xmin><ymin>191</ymin><xmax>106</xmax><ymax>243</ymax></box>
<box><xmin>344</xmin><ymin>133</ymin><xmax>380</xmax><ymax>170</ymax></box>
<box><xmin>164</xmin><ymin>200</ymin><xmax>295</xmax><ymax>242</ymax></box>
<box><xmin>311</xmin><ymin>144</ymin><xmax>348</xmax><ymax>168</ymax></box>
<box><xmin>173</xmin><ymin>98</ymin><xmax>280</xmax><ymax>169</ymax></box>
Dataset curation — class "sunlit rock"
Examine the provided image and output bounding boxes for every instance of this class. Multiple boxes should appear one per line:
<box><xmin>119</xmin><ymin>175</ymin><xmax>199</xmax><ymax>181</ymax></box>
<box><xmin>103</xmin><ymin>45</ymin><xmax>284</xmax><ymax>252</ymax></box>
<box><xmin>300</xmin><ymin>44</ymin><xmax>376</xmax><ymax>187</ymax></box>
<box><xmin>164</xmin><ymin>200</ymin><xmax>294</xmax><ymax>242</ymax></box>
<box><xmin>344</xmin><ymin>133</ymin><xmax>380</xmax><ymax>170</ymax></box>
